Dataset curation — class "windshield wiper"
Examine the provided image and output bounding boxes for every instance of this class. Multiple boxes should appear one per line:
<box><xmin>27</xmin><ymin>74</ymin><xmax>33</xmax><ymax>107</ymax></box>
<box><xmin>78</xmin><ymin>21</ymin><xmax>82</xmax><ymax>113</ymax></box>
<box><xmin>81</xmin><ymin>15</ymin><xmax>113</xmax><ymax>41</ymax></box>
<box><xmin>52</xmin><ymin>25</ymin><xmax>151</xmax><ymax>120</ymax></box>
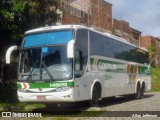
<box><xmin>41</xmin><ymin>61</ymin><xmax>55</xmax><ymax>82</ymax></box>
<box><xmin>26</xmin><ymin>60</ymin><xmax>39</xmax><ymax>81</ymax></box>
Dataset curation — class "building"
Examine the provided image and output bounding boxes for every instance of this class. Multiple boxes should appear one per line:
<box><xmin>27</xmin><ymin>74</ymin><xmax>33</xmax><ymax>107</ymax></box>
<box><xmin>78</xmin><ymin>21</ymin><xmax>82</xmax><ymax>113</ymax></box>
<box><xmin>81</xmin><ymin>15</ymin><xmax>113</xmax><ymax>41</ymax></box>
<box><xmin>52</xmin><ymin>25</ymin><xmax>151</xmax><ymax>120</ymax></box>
<box><xmin>141</xmin><ymin>36</ymin><xmax>160</xmax><ymax>66</ymax></box>
<box><xmin>61</xmin><ymin>0</ymin><xmax>112</xmax><ymax>33</ymax></box>
<box><xmin>140</xmin><ymin>36</ymin><xmax>156</xmax><ymax>49</ymax></box>
<box><xmin>130</xmin><ymin>28</ymin><xmax>141</xmax><ymax>47</ymax></box>
<box><xmin>59</xmin><ymin>0</ymin><xmax>160</xmax><ymax>65</ymax></box>
<box><xmin>60</xmin><ymin>0</ymin><xmax>142</xmax><ymax>47</ymax></box>
<box><xmin>112</xmin><ymin>19</ymin><xmax>141</xmax><ymax>47</ymax></box>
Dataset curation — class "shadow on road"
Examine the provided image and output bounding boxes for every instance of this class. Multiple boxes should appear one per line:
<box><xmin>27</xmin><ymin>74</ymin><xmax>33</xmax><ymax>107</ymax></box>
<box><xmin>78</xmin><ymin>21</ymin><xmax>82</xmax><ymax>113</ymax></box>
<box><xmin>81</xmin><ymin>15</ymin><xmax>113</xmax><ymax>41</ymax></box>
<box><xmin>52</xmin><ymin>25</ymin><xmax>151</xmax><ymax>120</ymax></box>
<box><xmin>143</xmin><ymin>93</ymin><xmax>155</xmax><ymax>98</ymax></box>
<box><xmin>32</xmin><ymin>102</ymin><xmax>91</xmax><ymax>116</ymax></box>
<box><xmin>31</xmin><ymin>93</ymin><xmax>155</xmax><ymax>116</ymax></box>
<box><xmin>99</xmin><ymin>93</ymin><xmax>155</xmax><ymax>108</ymax></box>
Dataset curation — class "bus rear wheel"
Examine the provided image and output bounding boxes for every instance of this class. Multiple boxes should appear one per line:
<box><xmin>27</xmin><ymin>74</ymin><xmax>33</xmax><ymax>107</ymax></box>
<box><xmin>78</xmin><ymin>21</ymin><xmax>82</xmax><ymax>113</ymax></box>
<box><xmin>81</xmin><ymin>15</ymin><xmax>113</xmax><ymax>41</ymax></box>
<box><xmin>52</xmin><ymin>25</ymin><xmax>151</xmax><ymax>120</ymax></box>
<box><xmin>140</xmin><ymin>83</ymin><xmax>145</xmax><ymax>99</ymax></box>
<box><xmin>134</xmin><ymin>83</ymin><xmax>141</xmax><ymax>99</ymax></box>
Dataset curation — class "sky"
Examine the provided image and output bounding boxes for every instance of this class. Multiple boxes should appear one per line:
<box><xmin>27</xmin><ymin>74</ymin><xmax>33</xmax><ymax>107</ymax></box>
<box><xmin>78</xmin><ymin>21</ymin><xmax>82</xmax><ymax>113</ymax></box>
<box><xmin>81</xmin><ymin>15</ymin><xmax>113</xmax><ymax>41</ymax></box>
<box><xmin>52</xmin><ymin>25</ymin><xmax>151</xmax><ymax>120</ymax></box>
<box><xmin>106</xmin><ymin>0</ymin><xmax>160</xmax><ymax>37</ymax></box>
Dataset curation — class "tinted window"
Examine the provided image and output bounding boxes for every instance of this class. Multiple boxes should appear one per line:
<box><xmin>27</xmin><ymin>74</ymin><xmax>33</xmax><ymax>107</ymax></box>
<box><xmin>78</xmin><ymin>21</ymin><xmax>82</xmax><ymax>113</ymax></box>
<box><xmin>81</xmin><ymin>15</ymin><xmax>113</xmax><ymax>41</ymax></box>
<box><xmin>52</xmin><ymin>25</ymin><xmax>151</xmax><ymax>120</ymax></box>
<box><xmin>129</xmin><ymin>47</ymin><xmax>137</xmax><ymax>62</ymax></box>
<box><xmin>144</xmin><ymin>52</ymin><xmax>149</xmax><ymax>64</ymax></box>
<box><xmin>136</xmin><ymin>49</ymin><xmax>149</xmax><ymax>64</ymax></box>
<box><xmin>113</xmin><ymin>41</ymin><xmax>125</xmax><ymax>59</ymax></box>
<box><xmin>90</xmin><ymin>31</ymin><xmax>102</xmax><ymax>55</ymax></box>
<box><xmin>122</xmin><ymin>44</ymin><xmax>131</xmax><ymax>61</ymax></box>
<box><xmin>102</xmin><ymin>37</ymin><xmax>114</xmax><ymax>57</ymax></box>
<box><xmin>75</xmin><ymin>29</ymin><xmax>88</xmax><ymax>77</ymax></box>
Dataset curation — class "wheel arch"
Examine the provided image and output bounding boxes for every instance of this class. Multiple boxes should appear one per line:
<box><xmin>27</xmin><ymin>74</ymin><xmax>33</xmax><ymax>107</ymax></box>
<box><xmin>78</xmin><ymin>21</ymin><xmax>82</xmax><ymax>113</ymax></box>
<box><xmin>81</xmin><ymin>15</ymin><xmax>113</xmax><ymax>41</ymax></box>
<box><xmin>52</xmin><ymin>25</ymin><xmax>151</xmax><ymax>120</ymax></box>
<box><xmin>90</xmin><ymin>79</ymin><xmax>102</xmax><ymax>100</ymax></box>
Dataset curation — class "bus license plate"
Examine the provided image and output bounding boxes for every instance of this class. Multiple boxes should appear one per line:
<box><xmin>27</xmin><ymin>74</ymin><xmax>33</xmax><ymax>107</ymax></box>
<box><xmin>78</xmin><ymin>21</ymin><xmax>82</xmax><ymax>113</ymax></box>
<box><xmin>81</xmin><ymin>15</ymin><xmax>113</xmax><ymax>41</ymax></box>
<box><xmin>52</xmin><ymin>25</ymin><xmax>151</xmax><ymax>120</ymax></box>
<box><xmin>37</xmin><ymin>96</ymin><xmax>46</xmax><ymax>101</ymax></box>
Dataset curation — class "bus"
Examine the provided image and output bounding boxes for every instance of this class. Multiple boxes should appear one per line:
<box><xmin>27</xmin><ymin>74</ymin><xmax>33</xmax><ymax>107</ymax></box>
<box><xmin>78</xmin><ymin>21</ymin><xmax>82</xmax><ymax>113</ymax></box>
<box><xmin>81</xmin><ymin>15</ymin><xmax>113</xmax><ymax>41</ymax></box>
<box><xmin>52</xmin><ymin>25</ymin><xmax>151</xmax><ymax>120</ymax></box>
<box><xmin>6</xmin><ymin>25</ymin><xmax>151</xmax><ymax>106</ymax></box>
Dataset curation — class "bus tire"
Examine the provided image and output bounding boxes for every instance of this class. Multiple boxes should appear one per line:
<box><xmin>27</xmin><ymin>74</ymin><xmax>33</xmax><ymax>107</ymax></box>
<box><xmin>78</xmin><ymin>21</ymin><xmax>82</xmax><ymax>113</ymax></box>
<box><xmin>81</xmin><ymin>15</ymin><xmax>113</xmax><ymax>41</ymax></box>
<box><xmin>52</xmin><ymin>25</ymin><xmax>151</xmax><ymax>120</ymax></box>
<box><xmin>134</xmin><ymin>82</ymin><xmax>141</xmax><ymax>99</ymax></box>
<box><xmin>140</xmin><ymin>82</ymin><xmax>145</xmax><ymax>99</ymax></box>
<box><xmin>90</xmin><ymin>87</ymin><xmax>99</xmax><ymax>107</ymax></box>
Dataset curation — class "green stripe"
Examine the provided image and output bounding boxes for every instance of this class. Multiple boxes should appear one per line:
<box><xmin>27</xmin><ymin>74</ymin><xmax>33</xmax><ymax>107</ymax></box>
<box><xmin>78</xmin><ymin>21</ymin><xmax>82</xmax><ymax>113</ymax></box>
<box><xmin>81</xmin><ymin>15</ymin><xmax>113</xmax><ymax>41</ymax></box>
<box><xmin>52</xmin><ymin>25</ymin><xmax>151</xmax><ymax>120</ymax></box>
<box><xmin>17</xmin><ymin>81</ymin><xmax>74</xmax><ymax>89</ymax></box>
<box><xmin>90</xmin><ymin>57</ymin><xmax>150</xmax><ymax>75</ymax></box>
<box><xmin>90</xmin><ymin>58</ymin><xmax>126</xmax><ymax>73</ymax></box>
<box><xmin>17</xmin><ymin>84</ymin><xmax>21</xmax><ymax>89</ymax></box>
<box><xmin>138</xmin><ymin>66</ymin><xmax>150</xmax><ymax>75</ymax></box>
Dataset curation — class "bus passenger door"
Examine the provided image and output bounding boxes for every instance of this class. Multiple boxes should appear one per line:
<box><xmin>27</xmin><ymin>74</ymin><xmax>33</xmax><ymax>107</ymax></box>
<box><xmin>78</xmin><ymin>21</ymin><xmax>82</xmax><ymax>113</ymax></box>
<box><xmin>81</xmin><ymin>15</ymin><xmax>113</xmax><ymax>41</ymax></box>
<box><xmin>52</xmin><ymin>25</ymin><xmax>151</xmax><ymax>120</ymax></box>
<box><xmin>74</xmin><ymin>50</ymin><xmax>90</xmax><ymax>101</ymax></box>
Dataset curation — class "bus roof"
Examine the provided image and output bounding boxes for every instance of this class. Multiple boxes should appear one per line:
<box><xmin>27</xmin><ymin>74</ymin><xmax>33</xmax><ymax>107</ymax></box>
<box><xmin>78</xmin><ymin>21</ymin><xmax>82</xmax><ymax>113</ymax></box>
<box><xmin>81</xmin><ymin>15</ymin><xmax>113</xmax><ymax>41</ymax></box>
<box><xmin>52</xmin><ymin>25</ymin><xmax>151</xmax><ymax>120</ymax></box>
<box><xmin>25</xmin><ymin>25</ymin><xmax>148</xmax><ymax>52</ymax></box>
<box><xmin>25</xmin><ymin>25</ymin><xmax>86</xmax><ymax>35</ymax></box>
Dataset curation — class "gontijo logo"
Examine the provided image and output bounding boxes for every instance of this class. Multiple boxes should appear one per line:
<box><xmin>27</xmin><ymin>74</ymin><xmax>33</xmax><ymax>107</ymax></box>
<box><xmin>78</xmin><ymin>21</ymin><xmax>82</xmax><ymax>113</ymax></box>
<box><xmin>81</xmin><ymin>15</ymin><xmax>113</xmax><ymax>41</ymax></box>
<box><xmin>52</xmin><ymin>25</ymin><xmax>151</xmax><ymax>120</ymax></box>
<box><xmin>91</xmin><ymin>58</ymin><xmax>126</xmax><ymax>72</ymax></box>
<box><xmin>127</xmin><ymin>64</ymin><xmax>138</xmax><ymax>82</ymax></box>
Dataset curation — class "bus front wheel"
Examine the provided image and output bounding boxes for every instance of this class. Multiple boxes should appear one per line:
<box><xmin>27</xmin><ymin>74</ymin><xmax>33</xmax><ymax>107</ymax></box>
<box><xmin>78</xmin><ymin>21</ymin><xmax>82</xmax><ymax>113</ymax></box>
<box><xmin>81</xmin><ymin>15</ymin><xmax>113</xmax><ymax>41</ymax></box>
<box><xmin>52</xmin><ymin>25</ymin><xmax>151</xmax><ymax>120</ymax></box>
<box><xmin>90</xmin><ymin>87</ymin><xmax>99</xmax><ymax>107</ymax></box>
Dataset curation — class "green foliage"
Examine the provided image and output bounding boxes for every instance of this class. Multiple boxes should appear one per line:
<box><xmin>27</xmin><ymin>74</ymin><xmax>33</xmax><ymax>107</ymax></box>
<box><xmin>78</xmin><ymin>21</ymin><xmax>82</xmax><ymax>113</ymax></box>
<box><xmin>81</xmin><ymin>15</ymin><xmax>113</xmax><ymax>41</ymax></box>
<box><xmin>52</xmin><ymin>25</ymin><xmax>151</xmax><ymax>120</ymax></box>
<box><xmin>0</xmin><ymin>102</ymin><xmax>45</xmax><ymax>112</ymax></box>
<box><xmin>148</xmin><ymin>46</ymin><xmax>156</xmax><ymax>57</ymax></box>
<box><xmin>0</xmin><ymin>0</ymin><xmax>62</xmax><ymax>41</ymax></box>
<box><xmin>148</xmin><ymin>46</ymin><xmax>156</xmax><ymax>66</ymax></box>
<box><xmin>151</xmin><ymin>66</ymin><xmax>160</xmax><ymax>92</ymax></box>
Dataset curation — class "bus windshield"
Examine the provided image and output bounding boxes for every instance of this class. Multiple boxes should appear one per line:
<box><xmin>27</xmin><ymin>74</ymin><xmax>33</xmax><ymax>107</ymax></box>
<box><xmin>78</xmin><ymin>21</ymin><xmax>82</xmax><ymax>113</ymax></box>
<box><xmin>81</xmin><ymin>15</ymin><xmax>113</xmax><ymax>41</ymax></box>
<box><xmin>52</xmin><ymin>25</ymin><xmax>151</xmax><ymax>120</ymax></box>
<box><xmin>18</xmin><ymin>46</ymin><xmax>73</xmax><ymax>81</ymax></box>
<box><xmin>24</xmin><ymin>30</ymin><xmax>73</xmax><ymax>47</ymax></box>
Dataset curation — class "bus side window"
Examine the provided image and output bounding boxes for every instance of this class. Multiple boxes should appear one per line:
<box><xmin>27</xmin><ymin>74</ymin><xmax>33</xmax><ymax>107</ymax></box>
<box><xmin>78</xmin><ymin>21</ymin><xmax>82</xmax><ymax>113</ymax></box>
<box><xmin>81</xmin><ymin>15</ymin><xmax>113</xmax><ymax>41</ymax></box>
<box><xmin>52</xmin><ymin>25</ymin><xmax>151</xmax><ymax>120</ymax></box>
<box><xmin>75</xmin><ymin>50</ymin><xmax>83</xmax><ymax>77</ymax></box>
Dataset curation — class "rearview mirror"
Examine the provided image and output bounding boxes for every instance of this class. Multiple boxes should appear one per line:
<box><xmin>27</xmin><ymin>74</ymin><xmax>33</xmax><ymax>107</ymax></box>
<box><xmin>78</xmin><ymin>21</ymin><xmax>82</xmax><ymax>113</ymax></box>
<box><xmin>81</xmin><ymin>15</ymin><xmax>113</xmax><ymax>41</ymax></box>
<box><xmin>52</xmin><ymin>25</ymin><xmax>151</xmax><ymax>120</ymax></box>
<box><xmin>67</xmin><ymin>40</ymin><xmax>75</xmax><ymax>58</ymax></box>
<box><xmin>6</xmin><ymin>45</ymin><xmax>18</xmax><ymax>64</ymax></box>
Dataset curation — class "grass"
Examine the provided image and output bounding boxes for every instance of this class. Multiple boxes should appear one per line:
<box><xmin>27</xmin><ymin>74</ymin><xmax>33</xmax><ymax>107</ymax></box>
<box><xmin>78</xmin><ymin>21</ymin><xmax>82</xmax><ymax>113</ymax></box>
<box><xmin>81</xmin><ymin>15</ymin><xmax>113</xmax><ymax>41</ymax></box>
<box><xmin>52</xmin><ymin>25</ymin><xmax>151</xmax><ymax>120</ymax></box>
<box><xmin>0</xmin><ymin>101</ymin><xmax>105</xmax><ymax>118</ymax></box>
<box><xmin>151</xmin><ymin>66</ymin><xmax>160</xmax><ymax>92</ymax></box>
<box><xmin>0</xmin><ymin>102</ymin><xmax>45</xmax><ymax>112</ymax></box>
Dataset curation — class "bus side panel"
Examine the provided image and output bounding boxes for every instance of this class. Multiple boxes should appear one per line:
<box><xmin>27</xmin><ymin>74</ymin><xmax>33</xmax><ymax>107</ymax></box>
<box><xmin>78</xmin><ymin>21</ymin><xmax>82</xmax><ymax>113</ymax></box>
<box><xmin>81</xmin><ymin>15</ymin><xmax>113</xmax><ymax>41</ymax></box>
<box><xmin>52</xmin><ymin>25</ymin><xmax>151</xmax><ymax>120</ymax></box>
<box><xmin>74</xmin><ymin>72</ymin><xmax>91</xmax><ymax>101</ymax></box>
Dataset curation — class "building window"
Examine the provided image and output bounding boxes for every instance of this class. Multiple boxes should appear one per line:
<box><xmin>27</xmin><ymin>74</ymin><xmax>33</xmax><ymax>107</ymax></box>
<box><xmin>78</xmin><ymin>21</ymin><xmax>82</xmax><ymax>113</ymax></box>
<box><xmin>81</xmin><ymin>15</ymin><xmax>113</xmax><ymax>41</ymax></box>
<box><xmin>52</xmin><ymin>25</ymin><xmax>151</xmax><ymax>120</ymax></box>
<box><xmin>64</xmin><ymin>2</ymin><xmax>82</xmax><ymax>18</ymax></box>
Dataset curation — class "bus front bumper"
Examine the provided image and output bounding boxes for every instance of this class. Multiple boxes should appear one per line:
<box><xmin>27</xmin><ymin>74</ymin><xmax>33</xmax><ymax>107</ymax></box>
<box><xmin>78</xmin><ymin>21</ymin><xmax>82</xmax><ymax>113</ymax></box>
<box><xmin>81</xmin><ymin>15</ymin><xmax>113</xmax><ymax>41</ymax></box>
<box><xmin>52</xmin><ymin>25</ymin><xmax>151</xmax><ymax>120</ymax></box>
<box><xmin>17</xmin><ymin>89</ymin><xmax>75</xmax><ymax>102</ymax></box>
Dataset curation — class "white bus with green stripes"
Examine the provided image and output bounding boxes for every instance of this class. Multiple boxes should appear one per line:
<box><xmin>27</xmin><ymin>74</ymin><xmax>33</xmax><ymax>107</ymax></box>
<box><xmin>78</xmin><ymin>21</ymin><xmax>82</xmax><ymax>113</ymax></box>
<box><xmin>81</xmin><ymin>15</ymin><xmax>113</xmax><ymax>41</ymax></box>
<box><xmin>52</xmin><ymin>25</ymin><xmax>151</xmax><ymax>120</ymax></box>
<box><xmin>6</xmin><ymin>25</ymin><xmax>151</xmax><ymax>106</ymax></box>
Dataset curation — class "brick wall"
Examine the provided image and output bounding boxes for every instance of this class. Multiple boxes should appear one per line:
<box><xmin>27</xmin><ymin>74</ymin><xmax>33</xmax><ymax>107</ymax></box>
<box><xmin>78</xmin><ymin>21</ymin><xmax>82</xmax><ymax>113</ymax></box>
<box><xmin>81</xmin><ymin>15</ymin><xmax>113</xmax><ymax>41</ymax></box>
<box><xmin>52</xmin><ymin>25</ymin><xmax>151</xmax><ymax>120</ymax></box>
<box><xmin>62</xmin><ymin>13</ymin><xmax>80</xmax><ymax>25</ymax></box>
<box><xmin>112</xmin><ymin>19</ymin><xmax>130</xmax><ymax>42</ymax></box>
<box><xmin>130</xmin><ymin>28</ymin><xmax>141</xmax><ymax>46</ymax></box>
<box><xmin>65</xmin><ymin>0</ymin><xmax>90</xmax><ymax>13</ymax></box>
<box><xmin>62</xmin><ymin>0</ymin><xmax>145</xmax><ymax>49</ymax></box>
<box><xmin>113</xmin><ymin>19</ymin><xmax>141</xmax><ymax>45</ymax></box>
<box><xmin>140</xmin><ymin>36</ymin><xmax>155</xmax><ymax>49</ymax></box>
<box><xmin>62</xmin><ymin>0</ymin><xmax>112</xmax><ymax>32</ymax></box>
<box><xmin>90</xmin><ymin>0</ymin><xmax>112</xmax><ymax>32</ymax></box>
<box><xmin>141</xmin><ymin>36</ymin><xmax>160</xmax><ymax>65</ymax></box>
<box><xmin>61</xmin><ymin>0</ymin><xmax>89</xmax><ymax>25</ymax></box>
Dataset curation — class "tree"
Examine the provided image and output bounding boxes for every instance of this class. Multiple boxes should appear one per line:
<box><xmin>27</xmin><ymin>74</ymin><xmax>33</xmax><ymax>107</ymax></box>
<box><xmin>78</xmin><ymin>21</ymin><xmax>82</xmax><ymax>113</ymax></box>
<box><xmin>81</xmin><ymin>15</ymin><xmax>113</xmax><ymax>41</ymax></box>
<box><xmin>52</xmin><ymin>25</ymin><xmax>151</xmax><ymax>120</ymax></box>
<box><xmin>0</xmin><ymin>1</ymin><xmax>14</xmax><ymax>57</ymax></box>
<box><xmin>0</xmin><ymin>0</ymin><xmax>62</xmax><ymax>42</ymax></box>
<box><xmin>0</xmin><ymin>0</ymin><xmax>62</xmax><ymax>60</ymax></box>
<box><xmin>0</xmin><ymin>0</ymin><xmax>62</xmax><ymax>86</ymax></box>
<box><xmin>148</xmin><ymin>46</ymin><xmax>156</xmax><ymax>67</ymax></box>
